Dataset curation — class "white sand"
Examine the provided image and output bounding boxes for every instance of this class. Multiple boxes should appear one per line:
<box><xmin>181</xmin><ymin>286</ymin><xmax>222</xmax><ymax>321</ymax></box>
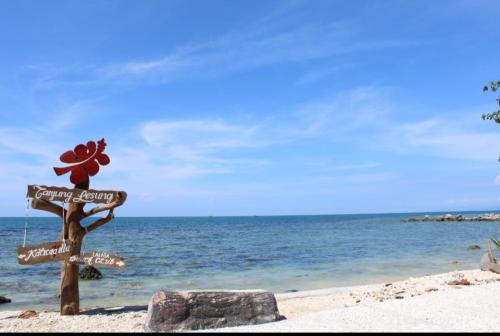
<box><xmin>1</xmin><ymin>269</ymin><xmax>499</xmax><ymax>332</ymax></box>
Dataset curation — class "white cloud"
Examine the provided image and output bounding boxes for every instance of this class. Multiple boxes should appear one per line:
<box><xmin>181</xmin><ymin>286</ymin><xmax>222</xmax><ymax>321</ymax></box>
<box><xmin>0</xmin><ymin>128</ymin><xmax>59</xmax><ymax>160</ymax></box>
<box><xmin>136</xmin><ymin>119</ymin><xmax>272</xmax><ymax>169</ymax></box>
<box><xmin>2</xmin><ymin>85</ymin><xmax>499</xmax><ymax>215</ymax></box>
<box><xmin>292</xmin><ymin>86</ymin><xmax>393</xmax><ymax>137</ymax></box>
<box><xmin>383</xmin><ymin>116</ymin><xmax>500</xmax><ymax>161</ymax></box>
<box><xmin>295</xmin><ymin>64</ymin><xmax>348</xmax><ymax>85</ymax></box>
<box><xmin>329</xmin><ymin>162</ymin><xmax>384</xmax><ymax>171</ymax></box>
<box><xmin>22</xmin><ymin>2</ymin><xmax>421</xmax><ymax>91</ymax></box>
<box><xmin>140</xmin><ymin>120</ymin><xmax>259</xmax><ymax>150</ymax></box>
<box><xmin>59</xmin><ymin>19</ymin><xmax>418</xmax><ymax>85</ymax></box>
<box><xmin>316</xmin><ymin>172</ymin><xmax>393</xmax><ymax>183</ymax></box>
<box><xmin>130</xmin><ymin>87</ymin><xmax>392</xmax><ymax>181</ymax></box>
<box><xmin>446</xmin><ymin>196</ymin><xmax>499</xmax><ymax>206</ymax></box>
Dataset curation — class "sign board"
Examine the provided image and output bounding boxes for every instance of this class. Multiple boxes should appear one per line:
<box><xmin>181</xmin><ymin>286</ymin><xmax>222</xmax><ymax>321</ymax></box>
<box><xmin>68</xmin><ymin>251</ymin><xmax>127</xmax><ymax>269</ymax></box>
<box><xmin>17</xmin><ymin>241</ymin><xmax>72</xmax><ymax>265</ymax></box>
<box><xmin>27</xmin><ymin>185</ymin><xmax>126</xmax><ymax>204</ymax></box>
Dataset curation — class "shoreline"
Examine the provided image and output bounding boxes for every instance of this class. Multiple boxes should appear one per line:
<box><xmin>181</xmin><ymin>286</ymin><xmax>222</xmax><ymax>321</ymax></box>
<box><xmin>1</xmin><ymin>269</ymin><xmax>499</xmax><ymax>332</ymax></box>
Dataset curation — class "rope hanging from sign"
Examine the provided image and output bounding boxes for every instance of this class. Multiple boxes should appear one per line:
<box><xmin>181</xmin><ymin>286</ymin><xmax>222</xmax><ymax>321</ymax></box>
<box><xmin>112</xmin><ymin>211</ymin><xmax>118</xmax><ymax>253</ymax></box>
<box><xmin>81</xmin><ymin>238</ymin><xmax>85</xmax><ymax>256</ymax></box>
<box><xmin>61</xmin><ymin>201</ymin><xmax>66</xmax><ymax>243</ymax></box>
<box><xmin>22</xmin><ymin>198</ymin><xmax>30</xmax><ymax>247</ymax></box>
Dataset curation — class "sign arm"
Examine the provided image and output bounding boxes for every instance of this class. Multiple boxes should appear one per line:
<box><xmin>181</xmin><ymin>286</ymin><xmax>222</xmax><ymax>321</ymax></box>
<box><xmin>82</xmin><ymin>192</ymin><xmax>126</xmax><ymax>218</ymax></box>
<box><xmin>31</xmin><ymin>199</ymin><xmax>65</xmax><ymax>218</ymax></box>
<box><xmin>84</xmin><ymin>209</ymin><xmax>115</xmax><ymax>234</ymax></box>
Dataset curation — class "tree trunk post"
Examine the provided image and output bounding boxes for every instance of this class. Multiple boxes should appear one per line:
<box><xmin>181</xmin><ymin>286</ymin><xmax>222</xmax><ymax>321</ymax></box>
<box><xmin>60</xmin><ymin>181</ymin><xmax>88</xmax><ymax>316</ymax></box>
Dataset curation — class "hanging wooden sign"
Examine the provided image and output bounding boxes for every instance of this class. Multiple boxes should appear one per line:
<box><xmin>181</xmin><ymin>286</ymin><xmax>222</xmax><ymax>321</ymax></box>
<box><xmin>68</xmin><ymin>251</ymin><xmax>127</xmax><ymax>269</ymax></box>
<box><xmin>27</xmin><ymin>185</ymin><xmax>127</xmax><ymax>205</ymax></box>
<box><xmin>17</xmin><ymin>241</ymin><xmax>72</xmax><ymax>265</ymax></box>
<box><xmin>19</xmin><ymin>138</ymin><xmax>129</xmax><ymax>316</ymax></box>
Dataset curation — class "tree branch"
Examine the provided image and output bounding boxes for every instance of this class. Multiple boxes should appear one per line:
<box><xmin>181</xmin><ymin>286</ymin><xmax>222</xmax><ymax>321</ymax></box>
<box><xmin>84</xmin><ymin>209</ymin><xmax>114</xmax><ymax>234</ymax></box>
<box><xmin>31</xmin><ymin>199</ymin><xmax>65</xmax><ymax>217</ymax></box>
<box><xmin>83</xmin><ymin>192</ymin><xmax>126</xmax><ymax>218</ymax></box>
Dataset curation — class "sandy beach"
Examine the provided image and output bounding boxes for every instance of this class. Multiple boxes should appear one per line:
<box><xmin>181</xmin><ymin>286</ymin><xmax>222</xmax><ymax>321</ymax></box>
<box><xmin>1</xmin><ymin>269</ymin><xmax>499</xmax><ymax>332</ymax></box>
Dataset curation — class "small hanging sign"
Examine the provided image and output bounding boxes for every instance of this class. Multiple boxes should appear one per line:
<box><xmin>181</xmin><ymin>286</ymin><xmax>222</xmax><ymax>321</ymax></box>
<box><xmin>17</xmin><ymin>241</ymin><xmax>72</xmax><ymax>265</ymax></box>
<box><xmin>68</xmin><ymin>251</ymin><xmax>127</xmax><ymax>269</ymax></box>
<box><xmin>27</xmin><ymin>185</ymin><xmax>126</xmax><ymax>205</ymax></box>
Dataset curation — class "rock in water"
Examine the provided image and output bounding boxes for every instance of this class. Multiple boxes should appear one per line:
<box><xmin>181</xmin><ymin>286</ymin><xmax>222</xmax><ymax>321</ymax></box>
<box><xmin>468</xmin><ymin>245</ymin><xmax>481</xmax><ymax>251</ymax></box>
<box><xmin>144</xmin><ymin>291</ymin><xmax>282</xmax><ymax>332</ymax></box>
<box><xmin>79</xmin><ymin>266</ymin><xmax>102</xmax><ymax>280</ymax></box>
<box><xmin>0</xmin><ymin>296</ymin><xmax>11</xmax><ymax>304</ymax></box>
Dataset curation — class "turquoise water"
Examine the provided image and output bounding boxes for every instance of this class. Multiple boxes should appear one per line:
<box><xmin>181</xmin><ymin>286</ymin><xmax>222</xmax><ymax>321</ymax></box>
<box><xmin>0</xmin><ymin>212</ymin><xmax>498</xmax><ymax>311</ymax></box>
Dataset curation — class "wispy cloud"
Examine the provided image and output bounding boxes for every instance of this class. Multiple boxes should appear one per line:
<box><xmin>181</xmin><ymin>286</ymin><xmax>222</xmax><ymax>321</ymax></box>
<box><xmin>329</xmin><ymin>162</ymin><xmax>384</xmax><ymax>171</ymax></box>
<box><xmin>115</xmin><ymin>87</ymin><xmax>500</xmax><ymax>192</ymax></box>
<box><xmin>136</xmin><ymin>119</ymin><xmax>274</xmax><ymax>169</ymax></box>
<box><xmin>381</xmin><ymin>115</ymin><xmax>500</xmax><ymax>161</ymax></box>
<box><xmin>99</xmin><ymin>87</ymin><xmax>393</xmax><ymax>190</ymax></box>
<box><xmin>291</xmin><ymin>86</ymin><xmax>394</xmax><ymax>137</ymax></box>
<box><xmin>2</xmin><ymin>84</ymin><xmax>498</xmax><ymax>215</ymax></box>
<box><xmin>25</xmin><ymin>15</ymin><xmax>420</xmax><ymax>88</ymax></box>
<box><xmin>295</xmin><ymin>64</ymin><xmax>349</xmax><ymax>85</ymax></box>
<box><xmin>0</xmin><ymin>127</ymin><xmax>63</xmax><ymax>160</ymax></box>
<box><xmin>316</xmin><ymin>171</ymin><xmax>393</xmax><ymax>183</ymax></box>
<box><xmin>446</xmin><ymin>196</ymin><xmax>500</xmax><ymax>207</ymax></box>
<box><xmin>95</xmin><ymin>119</ymin><xmax>274</xmax><ymax>187</ymax></box>
<box><xmin>101</xmin><ymin>22</ymin><xmax>418</xmax><ymax>83</ymax></box>
<box><xmin>140</xmin><ymin>120</ymin><xmax>261</xmax><ymax>150</ymax></box>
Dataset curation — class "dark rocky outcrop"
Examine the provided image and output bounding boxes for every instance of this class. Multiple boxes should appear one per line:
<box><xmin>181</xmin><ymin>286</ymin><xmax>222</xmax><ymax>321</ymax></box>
<box><xmin>468</xmin><ymin>245</ymin><xmax>481</xmax><ymax>251</ymax></box>
<box><xmin>401</xmin><ymin>213</ymin><xmax>500</xmax><ymax>222</ymax></box>
<box><xmin>79</xmin><ymin>266</ymin><xmax>102</xmax><ymax>280</ymax></box>
<box><xmin>144</xmin><ymin>290</ymin><xmax>282</xmax><ymax>332</ymax></box>
<box><xmin>0</xmin><ymin>296</ymin><xmax>11</xmax><ymax>304</ymax></box>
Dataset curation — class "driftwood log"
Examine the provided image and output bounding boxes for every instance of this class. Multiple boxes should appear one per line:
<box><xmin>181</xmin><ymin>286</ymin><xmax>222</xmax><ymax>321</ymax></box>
<box><xmin>31</xmin><ymin>180</ymin><xmax>126</xmax><ymax>315</ymax></box>
<box><xmin>144</xmin><ymin>291</ymin><xmax>283</xmax><ymax>332</ymax></box>
<box><xmin>480</xmin><ymin>242</ymin><xmax>500</xmax><ymax>274</ymax></box>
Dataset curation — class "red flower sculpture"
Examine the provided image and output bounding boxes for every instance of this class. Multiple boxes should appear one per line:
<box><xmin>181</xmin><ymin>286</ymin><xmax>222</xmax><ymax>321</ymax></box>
<box><xmin>53</xmin><ymin>139</ymin><xmax>110</xmax><ymax>185</ymax></box>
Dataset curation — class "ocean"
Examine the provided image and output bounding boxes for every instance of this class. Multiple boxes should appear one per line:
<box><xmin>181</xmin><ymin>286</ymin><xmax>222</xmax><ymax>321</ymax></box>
<box><xmin>0</xmin><ymin>212</ymin><xmax>498</xmax><ymax>311</ymax></box>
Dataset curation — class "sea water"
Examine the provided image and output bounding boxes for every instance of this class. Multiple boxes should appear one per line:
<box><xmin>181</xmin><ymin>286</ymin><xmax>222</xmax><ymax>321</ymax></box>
<box><xmin>0</xmin><ymin>212</ymin><xmax>498</xmax><ymax>311</ymax></box>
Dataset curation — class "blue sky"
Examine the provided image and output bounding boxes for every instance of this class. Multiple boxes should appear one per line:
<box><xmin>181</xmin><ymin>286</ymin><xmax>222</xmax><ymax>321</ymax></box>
<box><xmin>1</xmin><ymin>0</ymin><xmax>500</xmax><ymax>216</ymax></box>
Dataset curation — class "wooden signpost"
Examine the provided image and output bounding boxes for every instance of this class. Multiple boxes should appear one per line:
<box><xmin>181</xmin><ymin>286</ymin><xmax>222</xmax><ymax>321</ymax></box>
<box><xmin>17</xmin><ymin>241</ymin><xmax>72</xmax><ymax>265</ymax></box>
<box><xmin>68</xmin><ymin>252</ymin><xmax>127</xmax><ymax>270</ymax></box>
<box><xmin>17</xmin><ymin>241</ymin><xmax>127</xmax><ymax>269</ymax></box>
<box><xmin>27</xmin><ymin>185</ymin><xmax>123</xmax><ymax>204</ymax></box>
<box><xmin>17</xmin><ymin>139</ymin><xmax>128</xmax><ymax>316</ymax></box>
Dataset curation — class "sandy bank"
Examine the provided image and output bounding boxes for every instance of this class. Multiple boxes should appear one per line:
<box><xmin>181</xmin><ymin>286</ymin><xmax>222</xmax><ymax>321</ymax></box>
<box><xmin>1</xmin><ymin>269</ymin><xmax>499</xmax><ymax>332</ymax></box>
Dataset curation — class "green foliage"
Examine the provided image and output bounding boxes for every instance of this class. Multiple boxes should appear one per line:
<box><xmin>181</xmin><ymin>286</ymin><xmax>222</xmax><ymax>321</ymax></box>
<box><xmin>484</xmin><ymin>82</ymin><xmax>500</xmax><ymax>249</ymax></box>
<box><xmin>492</xmin><ymin>237</ymin><xmax>500</xmax><ymax>250</ymax></box>
<box><xmin>482</xmin><ymin>80</ymin><xmax>500</xmax><ymax>123</ymax></box>
<box><xmin>483</xmin><ymin>80</ymin><xmax>500</xmax><ymax>92</ymax></box>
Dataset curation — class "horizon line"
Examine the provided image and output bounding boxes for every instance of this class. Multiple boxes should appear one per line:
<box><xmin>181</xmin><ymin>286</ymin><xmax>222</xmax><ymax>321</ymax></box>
<box><xmin>2</xmin><ymin>208</ymin><xmax>500</xmax><ymax>219</ymax></box>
